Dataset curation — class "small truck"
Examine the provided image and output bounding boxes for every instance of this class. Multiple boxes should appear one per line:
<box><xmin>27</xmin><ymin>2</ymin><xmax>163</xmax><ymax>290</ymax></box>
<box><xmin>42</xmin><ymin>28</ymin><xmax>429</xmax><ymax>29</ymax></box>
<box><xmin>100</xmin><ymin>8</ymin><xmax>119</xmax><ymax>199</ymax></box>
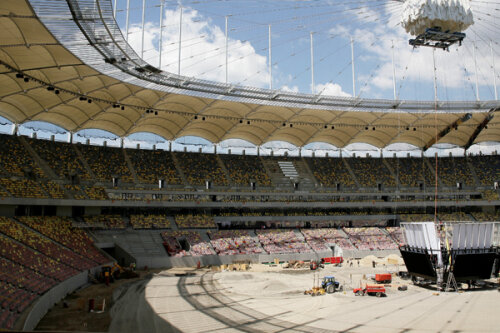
<box><xmin>353</xmin><ymin>284</ymin><xmax>386</xmax><ymax>297</ymax></box>
<box><xmin>375</xmin><ymin>273</ymin><xmax>392</xmax><ymax>284</ymax></box>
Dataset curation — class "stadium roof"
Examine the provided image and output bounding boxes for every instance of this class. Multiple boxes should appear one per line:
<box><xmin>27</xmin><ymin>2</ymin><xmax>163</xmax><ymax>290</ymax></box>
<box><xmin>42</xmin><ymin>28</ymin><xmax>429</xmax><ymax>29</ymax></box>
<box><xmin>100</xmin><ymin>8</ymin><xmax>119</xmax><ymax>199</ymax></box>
<box><xmin>0</xmin><ymin>0</ymin><xmax>499</xmax><ymax>149</ymax></box>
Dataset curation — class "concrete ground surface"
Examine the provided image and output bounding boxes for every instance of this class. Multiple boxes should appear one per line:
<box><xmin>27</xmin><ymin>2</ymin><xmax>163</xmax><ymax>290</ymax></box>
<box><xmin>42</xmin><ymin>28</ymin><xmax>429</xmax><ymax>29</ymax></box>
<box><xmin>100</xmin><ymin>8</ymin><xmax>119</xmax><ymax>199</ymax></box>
<box><xmin>108</xmin><ymin>263</ymin><xmax>500</xmax><ymax>333</ymax></box>
<box><xmin>35</xmin><ymin>270</ymin><xmax>156</xmax><ymax>332</ymax></box>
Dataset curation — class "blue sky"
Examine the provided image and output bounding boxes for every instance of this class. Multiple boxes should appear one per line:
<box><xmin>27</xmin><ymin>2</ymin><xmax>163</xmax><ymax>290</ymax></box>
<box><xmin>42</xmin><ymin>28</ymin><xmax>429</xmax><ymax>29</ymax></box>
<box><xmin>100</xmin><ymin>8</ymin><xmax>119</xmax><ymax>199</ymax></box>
<box><xmin>113</xmin><ymin>0</ymin><xmax>499</xmax><ymax>101</ymax></box>
<box><xmin>3</xmin><ymin>0</ymin><xmax>499</xmax><ymax>155</ymax></box>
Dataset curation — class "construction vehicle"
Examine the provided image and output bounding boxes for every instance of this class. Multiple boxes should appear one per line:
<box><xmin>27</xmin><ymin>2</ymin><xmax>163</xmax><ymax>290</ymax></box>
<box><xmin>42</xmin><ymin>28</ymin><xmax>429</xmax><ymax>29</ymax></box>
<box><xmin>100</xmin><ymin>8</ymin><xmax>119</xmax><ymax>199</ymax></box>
<box><xmin>309</xmin><ymin>260</ymin><xmax>324</xmax><ymax>270</ymax></box>
<box><xmin>304</xmin><ymin>273</ymin><xmax>326</xmax><ymax>296</ymax></box>
<box><xmin>101</xmin><ymin>263</ymin><xmax>123</xmax><ymax>282</ymax></box>
<box><xmin>99</xmin><ymin>262</ymin><xmax>138</xmax><ymax>283</ymax></box>
<box><xmin>304</xmin><ymin>286</ymin><xmax>326</xmax><ymax>296</ymax></box>
<box><xmin>353</xmin><ymin>284</ymin><xmax>386</xmax><ymax>297</ymax></box>
<box><xmin>375</xmin><ymin>273</ymin><xmax>392</xmax><ymax>284</ymax></box>
<box><xmin>321</xmin><ymin>276</ymin><xmax>343</xmax><ymax>293</ymax></box>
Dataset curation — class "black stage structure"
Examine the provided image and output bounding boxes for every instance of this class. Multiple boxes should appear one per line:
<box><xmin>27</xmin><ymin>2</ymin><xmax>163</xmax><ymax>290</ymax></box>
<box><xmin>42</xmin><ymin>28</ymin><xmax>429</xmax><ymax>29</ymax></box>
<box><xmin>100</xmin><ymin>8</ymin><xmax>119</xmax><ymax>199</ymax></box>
<box><xmin>399</xmin><ymin>222</ymin><xmax>500</xmax><ymax>290</ymax></box>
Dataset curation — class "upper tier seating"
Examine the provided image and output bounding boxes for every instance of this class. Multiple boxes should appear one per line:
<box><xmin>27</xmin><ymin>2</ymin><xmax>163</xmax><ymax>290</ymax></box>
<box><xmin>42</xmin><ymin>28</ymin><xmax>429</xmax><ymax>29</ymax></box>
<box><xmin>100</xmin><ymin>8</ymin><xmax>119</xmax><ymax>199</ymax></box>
<box><xmin>343</xmin><ymin>227</ymin><xmax>398</xmax><ymax>250</ymax></box>
<box><xmin>127</xmin><ymin>149</ymin><xmax>182</xmax><ymax>185</ymax></box>
<box><xmin>17</xmin><ymin>216</ymin><xmax>108</xmax><ymax>264</ymax></box>
<box><xmin>0</xmin><ymin>185</ymin><xmax>9</xmax><ymax>198</ymax></box>
<box><xmin>256</xmin><ymin>229</ymin><xmax>312</xmax><ymax>254</ymax></box>
<box><xmin>161</xmin><ymin>230</ymin><xmax>215</xmax><ymax>256</ymax></box>
<box><xmin>78</xmin><ymin>145</ymin><xmax>133</xmax><ymax>183</ymax></box>
<box><xmin>398</xmin><ymin>214</ymin><xmax>433</xmax><ymax>222</ymax></box>
<box><xmin>130</xmin><ymin>214</ymin><xmax>171</xmax><ymax>229</ymax></box>
<box><xmin>0</xmin><ymin>178</ymin><xmax>65</xmax><ymax>199</ymax></box>
<box><xmin>84</xmin><ymin>215</ymin><xmax>127</xmax><ymax>229</ymax></box>
<box><xmin>175</xmin><ymin>152</ymin><xmax>228</xmax><ymax>186</ymax></box>
<box><xmin>468</xmin><ymin>155</ymin><xmax>500</xmax><ymax>185</ymax></box>
<box><xmin>0</xmin><ymin>134</ymin><xmax>499</xmax><ymax>198</ymax></box>
<box><xmin>208</xmin><ymin>230</ymin><xmax>264</xmax><ymax>255</ymax></box>
<box><xmin>437</xmin><ymin>212</ymin><xmax>474</xmax><ymax>222</ymax></box>
<box><xmin>0</xmin><ymin>178</ymin><xmax>47</xmax><ymax>198</ymax></box>
<box><xmin>0</xmin><ymin>134</ymin><xmax>44</xmax><ymax>178</ymax></box>
<box><xmin>482</xmin><ymin>190</ymin><xmax>499</xmax><ymax>201</ymax></box>
<box><xmin>64</xmin><ymin>184</ymin><xmax>86</xmax><ymax>200</ymax></box>
<box><xmin>27</xmin><ymin>138</ymin><xmax>91</xmax><ymax>180</ymax></box>
<box><xmin>219</xmin><ymin>154</ymin><xmax>271</xmax><ymax>186</ymax></box>
<box><xmin>387</xmin><ymin>157</ymin><xmax>434</xmax><ymax>187</ymax></box>
<box><xmin>83</xmin><ymin>186</ymin><xmax>108</xmax><ymax>200</ymax></box>
<box><xmin>307</xmin><ymin>157</ymin><xmax>355</xmax><ymax>187</ymax></box>
<box><xmin>471</xmin><ymin>212</ymin><xmax>500</xmax><ymax>221</ymax></box>
<box><xmin>41</xmin><ymin>181</ymin><xmax>65</xmax><ymax>199</ymax></box>
<box><xmin>174</xmin><ymin>214</ymin><xmax>216</xmax><ymax>229</ymax></box>
<box><xmin>301</xmin><ymin>228</ymin><xmax>356</xmax><ymax>251</ymax></box>
<box><xmin>347</xmin><ymin>158</ymin><xmax>396</xmax><ymax>187</ymax></box>
<box><xmin>437</xmin><ymin>157</ymin><xmax>475</xmax><ymax>186</ymax></box>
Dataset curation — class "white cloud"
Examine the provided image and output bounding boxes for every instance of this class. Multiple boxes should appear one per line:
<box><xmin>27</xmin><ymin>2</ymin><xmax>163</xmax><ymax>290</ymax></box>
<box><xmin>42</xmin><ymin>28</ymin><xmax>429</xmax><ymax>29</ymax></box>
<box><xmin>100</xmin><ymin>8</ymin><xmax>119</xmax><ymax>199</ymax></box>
<box><xmin>353</xmin><ymin>2</ymin><xmax>500</xmax><ymax>97</ymax></box>
<box><xmin>127</xmin><ymin>7</ymin><xmax>269</xmax><ymax>87</ymax></box>
<box><xmin>315</xmin><ymin>82</ymin><xmax>351</xmax><ymax>97</ymax></box>
<box><xmin>124</xmin><ymin>3</ymin><xmax>498</xmax><ymax>100</ymax></box>
<box><xmin>280</xmin><ymin>85</ymin><xmax>299</xmax><ymax>93</ymax></box>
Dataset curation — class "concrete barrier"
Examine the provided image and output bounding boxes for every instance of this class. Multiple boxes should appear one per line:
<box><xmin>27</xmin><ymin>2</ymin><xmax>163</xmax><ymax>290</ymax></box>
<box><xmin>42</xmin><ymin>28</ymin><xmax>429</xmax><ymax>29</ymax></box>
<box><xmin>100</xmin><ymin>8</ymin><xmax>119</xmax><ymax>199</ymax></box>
<box><xmin>127</xmin><ymin>249</ymin><xmax>400</xmax><ymax>269</ymax></box>
<box><xmin>22</xmin><ymin>265</ymin><xmax>108</xmax><ymax>331</ymax></box>
<box><xmin>130</xmin><ymin>250</ymin><xmax>336</xmax><ymax>269</ymax></box>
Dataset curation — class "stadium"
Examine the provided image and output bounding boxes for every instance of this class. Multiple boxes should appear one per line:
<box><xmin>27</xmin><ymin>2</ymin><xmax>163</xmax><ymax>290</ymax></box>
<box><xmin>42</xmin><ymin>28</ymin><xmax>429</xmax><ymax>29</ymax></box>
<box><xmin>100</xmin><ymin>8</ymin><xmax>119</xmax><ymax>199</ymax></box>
<box><xmin>0</xmin><ymin>0</ymin><xmax>499</xmax><ymax>331</ymax></box>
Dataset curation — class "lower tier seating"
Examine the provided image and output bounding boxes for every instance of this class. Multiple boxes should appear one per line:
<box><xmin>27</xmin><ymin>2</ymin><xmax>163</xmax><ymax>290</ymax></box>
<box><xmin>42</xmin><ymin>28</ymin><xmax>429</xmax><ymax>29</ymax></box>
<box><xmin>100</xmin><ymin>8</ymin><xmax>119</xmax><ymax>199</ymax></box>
<box><xmin>208</xmin><ymin>230</ymin><xmax>264</xmax><ymax>255</ymax></box>
<box><xmin>161</xmin><ymin>231</ymin><xmax>215</xmax><ymax>257</ymax></box>
<box><xmin>301</xmin><ymin>228</ymin><xmax>356</xmax><ymax>251</ymax></box>
<box><xmin>343</xmin><ymin>227</ymin><xmax>398</xmax><ymax>250</ymax></box>
<box><xmin>256</xmin><ymin>229</ymin><xmax>313</xmax><ymax>254</ymax></box>
<box><xmin>0</xmin><ymin>218</ymin><xmax>107</xmax><ymax>330</ymax></box>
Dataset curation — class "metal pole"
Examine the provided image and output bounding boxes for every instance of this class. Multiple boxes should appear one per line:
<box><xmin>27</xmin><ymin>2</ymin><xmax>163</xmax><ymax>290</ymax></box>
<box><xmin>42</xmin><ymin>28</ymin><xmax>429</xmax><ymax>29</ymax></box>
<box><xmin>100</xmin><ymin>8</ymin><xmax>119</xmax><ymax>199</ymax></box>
<box><xmin>125</xmin><ymin>0</ymin><xmax>130</xmax><ymax>42</ymax></box>
<box><xmin>491</xmin><ymin>41</ymin><xmax>498</xmax><ymax>100</ymax></box>
<box><xmin>473</xmin><ymin>42</ymin><xmax>480</xmax><ymax>101</ymax></box>
<box><xmin>269</xmin><ymin>24</ymin><xmax>272</xmax><ymax>90</ymax></box>
<box><xmin>178</xmin><ymin>7</ymin><xmax>183</xmax><ymax>76</ymax></box>
<box><xmin>141</xmin><ymin>0</ymin><xmax>146</xmax><ymax>59</ymax></box>
<box><xmin>432</xmin><ymin>48</ymin><xmax>438</xmax><ymax>222</ymax></box>
<box><xmin>351</xmin><ymin>36</ymin><xmax>356</xmax><ymax>97</ymax></box>
<box><xmin>159</xmin><ymin>0</ymin><xmax>164</xmax><ymax>69</ymax></box>
<box><xmin>225</xmin><ymin>15</ymin><xmax>228</xmax><ymax>84</ymax></box>
<box><xmin>433</xmin><ymin>48</ymin><xmax>438</xmax><ymax>103</ymax></box>
<box><xmin>391</xmin><ymin>40</ymin><xmax>397</xmax><ymax>100</ymax></box>
<box><xmin>310</xmin><ymin>32</ymin><xmax>314</xmax><ymax>94</ymax></box>
<box><xmin>113</xmin><ymin>0</ymin><xmax>118</xmax><ymax>19</ymax></box>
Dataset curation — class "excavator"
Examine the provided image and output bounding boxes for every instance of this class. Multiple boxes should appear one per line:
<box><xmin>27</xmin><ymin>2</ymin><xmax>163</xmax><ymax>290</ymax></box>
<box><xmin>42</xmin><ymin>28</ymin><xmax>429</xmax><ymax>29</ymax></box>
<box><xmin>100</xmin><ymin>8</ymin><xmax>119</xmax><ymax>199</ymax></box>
<box><xmin>100</xmin><ymin>262</ymin><xmax>138</xmax><ymax>283</ymax></box>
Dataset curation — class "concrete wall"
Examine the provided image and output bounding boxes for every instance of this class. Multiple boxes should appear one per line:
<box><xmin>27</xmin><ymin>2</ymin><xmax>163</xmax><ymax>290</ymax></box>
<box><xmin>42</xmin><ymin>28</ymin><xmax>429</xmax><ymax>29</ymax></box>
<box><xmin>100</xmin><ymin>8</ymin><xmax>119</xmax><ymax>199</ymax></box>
<box><xmin>56</xmin><ymin>206</ymin><xmax>72</xmax><ymax>217</ymax></box>
<box><xmin>114</xmin><ymin>244</ymin><xmax>137</xmax><ymax>267</ymax></box>
<box><xmin>132</xmin><ymin>250</ymin><xmax>336</xmax><ymax>269</ymax></box>
<box><xmin>22</xmin><ymin>265</ymin><xmax>107</xmax><ymax>331</ymax></box>
<box><xmin>131</xmin><ymin>248</ymin><xmax>399</xmax><ymax>269</ymax></box>
<box><xmin>84</xmin><ymin>206</ymin><xmax>101</xmax><ymax>215</ymax></box>
<box><xmin>0</xmin><ymin>205</ymin><xmax>15</xmax><ymax>217</ymax></box>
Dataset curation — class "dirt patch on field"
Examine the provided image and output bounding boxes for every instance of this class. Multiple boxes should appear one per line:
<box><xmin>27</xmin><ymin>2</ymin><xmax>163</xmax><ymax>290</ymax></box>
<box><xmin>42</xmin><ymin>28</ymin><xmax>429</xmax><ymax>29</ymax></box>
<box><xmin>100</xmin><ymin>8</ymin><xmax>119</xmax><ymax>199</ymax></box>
<box><xmin>35</xmin><ymin>270</ymin><xmax>158</xmax><ymax>332</ymax></box>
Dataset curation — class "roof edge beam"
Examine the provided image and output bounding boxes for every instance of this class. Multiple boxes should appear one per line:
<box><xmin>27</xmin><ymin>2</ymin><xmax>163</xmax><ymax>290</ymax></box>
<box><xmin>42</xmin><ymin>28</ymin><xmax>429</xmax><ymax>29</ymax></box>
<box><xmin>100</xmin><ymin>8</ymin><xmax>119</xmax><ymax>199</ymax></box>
<box><xmin>464</xmin><ymin>108</ymin><xmax>497</xmax><ymax>151</ymax></box>
<box><xmin>423</xmin><ymin>113</ymin><xmax>472</xmax><ymax>151</ymax></box>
